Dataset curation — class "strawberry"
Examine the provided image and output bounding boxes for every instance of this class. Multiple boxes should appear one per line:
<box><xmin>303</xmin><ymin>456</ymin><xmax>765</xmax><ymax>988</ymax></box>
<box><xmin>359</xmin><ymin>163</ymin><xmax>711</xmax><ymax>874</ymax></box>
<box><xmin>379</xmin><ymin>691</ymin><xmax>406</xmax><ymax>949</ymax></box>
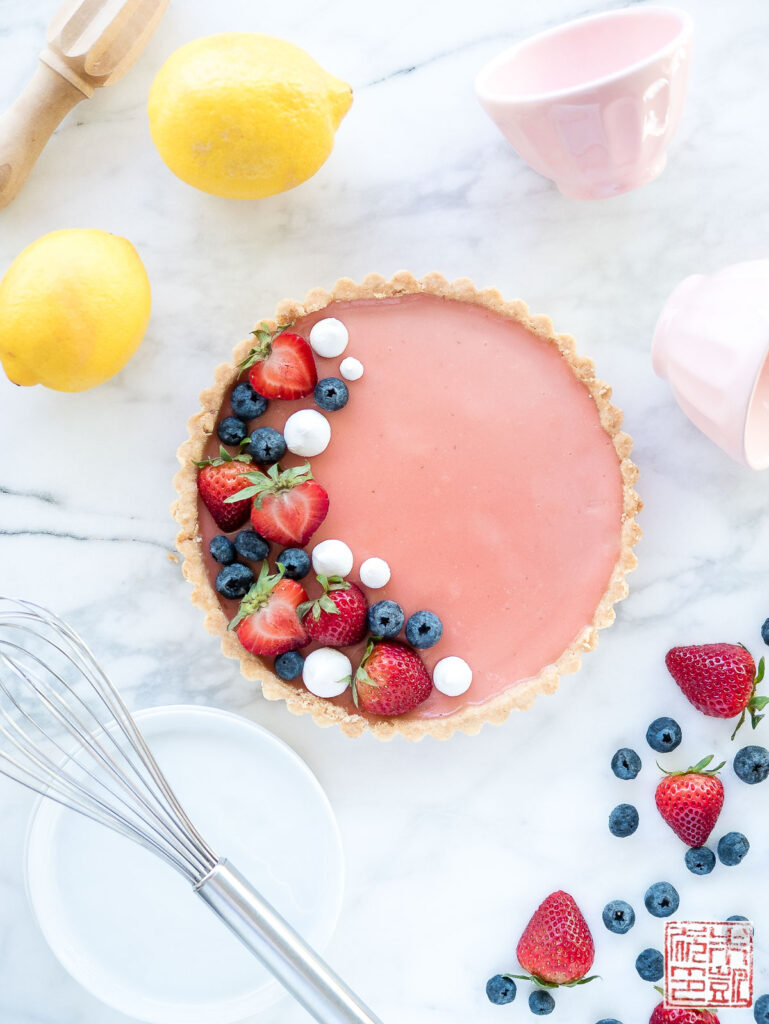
<box><xmin>352</xmin><ymin>640</ymin><xmax>432</xmax><ymax>716</ymax></box>
<box><xmin>229</xmin><ymin>563</ymin><xmax>309</xmax><ymax>657</ymax></box>
<box><xmin>195</xmin><ymin>446</ymin><xmax>253</xmax><ymax>531</ymax></box>
<box><xmin>298</xmin><ymin>576</ymin><xmax>368</xmax><ymax>647</ymax></box>
<box><xmin>665</xmin><ymin>643</ymin><xmax>767</xmax><ymax>738</ymax></box>
<box><xmin>650</xmin><ymin>1002</ymin><xmax>719</xmax><ymax>1023</ymax></box>
<box><xmin>513</xmin><ymin>891</ymin><xmax>596</xmax><ymax>988</ymax></box>
<box><xmin>226</xmin><ymin>462</ymin><xmax>329</xmax><ymax>547</ymax></box>
<box><xmin>239</xmin><ymin>322</ymin><xmax>317</xmax><ymax>400</ymax></box>
<box><xmin>655</xmin><ymin>755</ymin><xmax>725</xmax><ymax>847</ymax></box>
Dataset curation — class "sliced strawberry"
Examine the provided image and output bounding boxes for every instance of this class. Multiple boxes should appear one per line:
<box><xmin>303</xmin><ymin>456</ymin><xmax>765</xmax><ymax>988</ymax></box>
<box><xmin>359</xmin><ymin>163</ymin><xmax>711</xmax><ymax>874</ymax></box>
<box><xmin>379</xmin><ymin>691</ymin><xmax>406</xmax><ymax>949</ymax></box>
<box><xmin>352</xmin><ymin>640</ymin><xmax>432</xmax><ymax>716</ymax></box>
<box><xmin>298</xmin><ymin>576</ymin><xmax>368</xmax><ymax>647</ymax></box>
<box><xmin>239</xmin><ymin>322</ymin><xmax>317</xmax><ymax>400</ymax></box>
<box><xmin>230</xmin><ymin>563</ymin><xmax>309</xmax><ymax>657</ymax></box>
<box><xmin>252</xmin><ymin>478</ymin><xmax>328</xmax><ymax>547</ymax></box>
<box><xmin>196</xmin><ymin>446</ymin><xmax>254</xmax><ymax>531</ymax></box>
<box><xmin>227</xmin><ymin>462</ymin><xmax>329</xmax><ymax>547</ymax></box>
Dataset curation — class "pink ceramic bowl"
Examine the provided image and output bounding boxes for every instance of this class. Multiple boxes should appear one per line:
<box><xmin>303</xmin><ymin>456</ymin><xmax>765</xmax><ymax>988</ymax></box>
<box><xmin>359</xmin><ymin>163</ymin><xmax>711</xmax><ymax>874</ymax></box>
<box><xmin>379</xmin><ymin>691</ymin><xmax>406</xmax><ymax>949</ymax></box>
<box><xmin>653</xmin><ymin>260</ymin><xmax>769</xmax><ymax>470</ymax></box>
<box><xmin>475</xmin><ymin>6</ymin><xmax>693</xmax><ymax>200</ymax></box>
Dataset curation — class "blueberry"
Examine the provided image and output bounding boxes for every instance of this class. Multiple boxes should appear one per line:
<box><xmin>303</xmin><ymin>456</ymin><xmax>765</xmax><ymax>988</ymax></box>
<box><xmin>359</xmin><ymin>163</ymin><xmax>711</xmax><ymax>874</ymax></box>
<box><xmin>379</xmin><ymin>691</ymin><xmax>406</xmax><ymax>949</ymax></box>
<box><xmin>231</xmin><ymin>382</ymin><xmax>268</xmax><ymax>421</ymax></box>
<box><xmin>485</xmin><ymin>974</ymin><xmax>517</xmax><ymax>1005</ymax></box>
<box><xmin>685</xmin><ymin>846</ymin><xmax>715</xmax><ymax>875</ymax></box>
<box><xmin>644</xmin><ymin>881</ymin><xmax>680</xmax><ymax>918</ymax></box>
<box><xmin>646</xmin><ymin>717</ymin><xmax>682</xmax><ymax>753</ymax></box>
<box><xmin>314</xmin><ymin>377</ymin><xmax>349</xmax><ymax>412</ymax></box>
<box><xmin>717</xmin><ymin>831</ymin><xmax>750</xmax><ymax>866</ymax></box>
<box><xmin>611</xmin><ymin>747</ymin><xmax>642</xmax><ymax>780</ymax></box>
<box><xmin>728</xmin><ymin>915</ymin><xmax>749</xmax><ymax>922</ymax></box>
<box><xmin>762</xmin><ymin>618</ymin><xmax>769</xmax><ymax>646</ymax></box>
<box><xmin>209</xmin><ymin>535</ymin><xmax>236</xmax><ymax>564</ymax></box>
<box><xmin>528</xmin><ymin>990</ymin><xmax>555</xmax><ymax>1015</ymax></box>
<box><xmin>754</xmin><ymin>993</ymin><xmax>769</xmax><ymax>1022</ymax></box>
<box><xmin>367</xmin><ymin>600</ymin><xmax>405</xmax><ymax>638</ymax></box>
<box><xmin>248</xmin><ymin>426</ymin><xmax>287</xmax><ymax>464</ymax></box>
<box><xmin>217</xmin><ymin>416</ymin><xmax>248</xmax><ymax>447</ymax></box>
<box><xmin>215</xmin><ymin>563</ymin><xmax>254</xmax><ymax>600</ymax></box>
<box><xmin>277</xmin><ymin>547</ymin><xmax>311</xmax><ymax>580</ymax></box>
<box><xmin>234</xmin><ymin>529</ymin><xmax>270</xmax><ymax>562</ymax></box>
<box><xmin>405</xmin><ymin>610</ymin><xmax>443</xmax><ymax>649</ymax></box>
<box><xmin>596</xmin><ymin>1021</ymin><xmax>623</xmax><ymax>1024</ymax></box>
<box><xmin>274</xmin><ymin>650</ymin><xmax>305</xmax><ymax>681</ymax></box>
<box><xmin>609</xmin><ymin>803</ymin><xmax>639</xmax><ymax>838</ymax></box>
<box><xmin>602</xmin><ymin>900</ymin><xmax>635</xmax><ymax>934</ymax></box>
<box><xmin>734</xmin><ymin>745</ymin><xmax>769</xmax><ymax>785</ymax></box>
<box><xmin>635</xmin><ymin>948</ymin><xmax>664</xmax><ymax>982</ymax></box>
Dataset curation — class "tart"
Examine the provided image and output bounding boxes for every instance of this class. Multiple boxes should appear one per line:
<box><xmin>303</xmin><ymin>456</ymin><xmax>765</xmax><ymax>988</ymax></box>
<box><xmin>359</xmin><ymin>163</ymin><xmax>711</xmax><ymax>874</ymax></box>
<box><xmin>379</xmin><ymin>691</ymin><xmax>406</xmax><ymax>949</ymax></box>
<box><xmin>173</xmin><ymin>272</ymin><xmax>640</xmax><ymax>740</ymax></box>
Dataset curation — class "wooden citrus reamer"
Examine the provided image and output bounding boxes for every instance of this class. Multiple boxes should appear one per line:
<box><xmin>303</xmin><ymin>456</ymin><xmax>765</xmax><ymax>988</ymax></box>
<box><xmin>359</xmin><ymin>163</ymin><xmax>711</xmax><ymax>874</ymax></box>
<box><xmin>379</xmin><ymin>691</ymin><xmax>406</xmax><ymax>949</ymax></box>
<box><xmin>0</xmin><ymin>0</ymin><xmax>168</xmax><ymax>210</ymax></box>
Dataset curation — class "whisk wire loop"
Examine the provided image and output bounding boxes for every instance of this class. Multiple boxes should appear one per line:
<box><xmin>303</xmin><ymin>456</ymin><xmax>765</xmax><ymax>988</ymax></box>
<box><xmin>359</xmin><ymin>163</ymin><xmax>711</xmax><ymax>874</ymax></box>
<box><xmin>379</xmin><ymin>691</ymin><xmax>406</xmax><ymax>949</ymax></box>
<box><xmin>0</xmin><ymin>599</ymin><xmax>217</xmax><ymax>883</ymax></box>
<box><xmin>0</xmin><ymin>650</ymin><xmax>206</xmax><ymax>880</ymax></box>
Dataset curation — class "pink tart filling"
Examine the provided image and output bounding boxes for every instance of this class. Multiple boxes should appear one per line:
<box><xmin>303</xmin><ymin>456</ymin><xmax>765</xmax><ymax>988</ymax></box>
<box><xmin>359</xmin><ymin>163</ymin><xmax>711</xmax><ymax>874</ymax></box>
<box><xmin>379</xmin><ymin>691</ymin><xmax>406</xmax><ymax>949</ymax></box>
<box><xmin>197</xmin><ymin>293</ymin><xmax>625</xmax><ymax>719</ymax></box>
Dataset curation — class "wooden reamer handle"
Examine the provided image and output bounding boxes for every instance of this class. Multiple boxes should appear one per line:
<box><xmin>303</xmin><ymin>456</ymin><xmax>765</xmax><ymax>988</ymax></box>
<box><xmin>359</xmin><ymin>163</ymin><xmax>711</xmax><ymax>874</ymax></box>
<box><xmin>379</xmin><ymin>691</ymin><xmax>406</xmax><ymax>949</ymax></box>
<box><xmin>0</xmin><ymin>60</ymin><xmax>86</xmax><ymax>210</ymax></box>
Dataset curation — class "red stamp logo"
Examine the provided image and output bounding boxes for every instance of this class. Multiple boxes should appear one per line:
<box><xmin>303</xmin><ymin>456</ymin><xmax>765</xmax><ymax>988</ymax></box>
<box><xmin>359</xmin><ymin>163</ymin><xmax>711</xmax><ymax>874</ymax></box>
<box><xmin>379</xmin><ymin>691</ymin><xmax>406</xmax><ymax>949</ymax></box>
<box><xmin>665</xmin><ymin>920</ymin><xmax>754</xmax><ymax>1007</ymax></box>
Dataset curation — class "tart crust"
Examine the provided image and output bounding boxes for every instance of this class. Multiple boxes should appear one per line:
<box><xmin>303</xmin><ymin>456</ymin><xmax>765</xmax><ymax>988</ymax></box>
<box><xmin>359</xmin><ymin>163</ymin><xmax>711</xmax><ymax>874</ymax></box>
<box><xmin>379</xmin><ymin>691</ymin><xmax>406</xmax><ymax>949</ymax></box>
<box><xmin>173</xmin><ymin>271</ymin><xmax>641</xmax><ymax>741</ymax></box>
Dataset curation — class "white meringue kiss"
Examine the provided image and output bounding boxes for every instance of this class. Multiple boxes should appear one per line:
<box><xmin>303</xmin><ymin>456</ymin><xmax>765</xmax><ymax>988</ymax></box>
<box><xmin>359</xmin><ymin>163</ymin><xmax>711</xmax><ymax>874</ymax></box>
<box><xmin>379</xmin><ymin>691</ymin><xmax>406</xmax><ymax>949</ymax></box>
<box><xmin>310</xmin><ymin>318</ymin><xmax>349</xmax><ymax>358</ymax></box>
<box><xmin>432</xmin><ymin>656</ymin><xmax>473</xmax><ymax>697</ymax></box>
<box><xmin>302</xmin><ymin>648</ymin><xmax>352</xmax><ymax>699</ymax></box>
<box><xmin>339</xmin><ymin>356</ymin><xmax>364</xmax><ymax>381</ymax></box>
<box><xmin>312</xmin><ymin>539</ymin><xmax>354</xmax><ymax>579</ymax></box>
<box><xmin>359</xmin><ymin>557</ymin><xmax>391</xmax><ymax>589</ymax></box>
<box><xmin>284</xmin><ymin>409</ymin><xmax>331</xmax><ymax>457</ymax></box>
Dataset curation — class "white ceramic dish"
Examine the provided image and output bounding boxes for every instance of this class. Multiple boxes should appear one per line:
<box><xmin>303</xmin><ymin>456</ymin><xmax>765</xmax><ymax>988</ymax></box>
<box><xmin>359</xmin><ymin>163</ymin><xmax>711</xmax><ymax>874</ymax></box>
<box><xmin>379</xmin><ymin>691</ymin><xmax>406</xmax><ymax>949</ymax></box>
<box><xmin>25</xmin><ymin>704</ymin><xmax>344</xmax><ymax>1024</ymax></box>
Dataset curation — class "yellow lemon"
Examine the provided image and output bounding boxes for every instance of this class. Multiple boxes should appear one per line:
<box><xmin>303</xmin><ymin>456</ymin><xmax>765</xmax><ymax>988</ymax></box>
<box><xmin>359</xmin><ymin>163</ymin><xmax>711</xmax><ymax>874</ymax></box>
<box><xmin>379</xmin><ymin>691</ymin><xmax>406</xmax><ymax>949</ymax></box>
<box><xmin>0</xmin><ymin>229</ymin><xmax>151</xmax><ymax>393</ymax></box>
<box><xmin>147</xmin><ymin>33</ymin><xmax>353</xmax><ymax>199</ymax></box>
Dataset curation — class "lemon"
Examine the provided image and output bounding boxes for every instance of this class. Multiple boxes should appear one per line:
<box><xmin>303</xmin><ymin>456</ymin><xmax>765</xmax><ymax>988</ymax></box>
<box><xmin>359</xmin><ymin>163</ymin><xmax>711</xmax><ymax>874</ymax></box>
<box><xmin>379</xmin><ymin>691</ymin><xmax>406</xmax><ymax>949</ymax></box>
<box><xmin>147</xmin><ymin>33</ymin><xmax>353</xmax><ymax>199</ymax></box>
<box><xmin>0</xmin><ymin>229</ymin><xmax>151</xmax><ymax>393</ymax></box>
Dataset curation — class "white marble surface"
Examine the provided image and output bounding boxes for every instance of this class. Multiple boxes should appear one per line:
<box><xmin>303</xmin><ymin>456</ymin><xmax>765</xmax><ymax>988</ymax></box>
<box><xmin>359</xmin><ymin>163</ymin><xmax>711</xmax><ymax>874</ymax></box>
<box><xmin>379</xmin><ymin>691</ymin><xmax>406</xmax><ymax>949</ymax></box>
<box><xmin>1</xmin><ymin>0</ymin><xmax>769</xmax><ymax>1021</ymax></box>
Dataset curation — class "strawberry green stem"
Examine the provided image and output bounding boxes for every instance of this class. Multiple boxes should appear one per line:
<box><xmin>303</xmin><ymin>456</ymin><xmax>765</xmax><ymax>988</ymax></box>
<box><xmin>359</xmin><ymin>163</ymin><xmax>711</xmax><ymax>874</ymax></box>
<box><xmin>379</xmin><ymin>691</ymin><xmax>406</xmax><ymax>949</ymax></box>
<box><xmin>732</xmin><ymin>655</ymin><xmax>767</xmax><ymax>739</ymax></box>
<box><xmin>504</xmin><ymin>973</ymin><xmax>598</xmax><ymax>989</ymax></box>
<box><xmin>194</xmin><ymin>445</ymin><xmax>252</xmax><ymax>469</ymax></box>
<box><xmin>228</xmin><ymin>563</ymin><xmax>286</xmax><ymax>631</ymax></box>
<box><xmin>237</xmin><ymin>321</ymin><xmax>294</xmax><ymax>372</ymax></box>
<box><xmin>297</xmin><ymin>575</ymin><xmax>351</xmax><ymax>622</ymax></box>
<box><xmin>225</xmin><ymin>461</ymin><xmax>313</xmax><ymax>506</ymax></box>
<box><xmin>658</xmin><ymin>754</ymin><xmax>725</xmax><ymax>777</ymax></box>
<box><xmin>351</xmin><ymin>638</ymin><xmax>378</xmax><ymax>708</ymax></box>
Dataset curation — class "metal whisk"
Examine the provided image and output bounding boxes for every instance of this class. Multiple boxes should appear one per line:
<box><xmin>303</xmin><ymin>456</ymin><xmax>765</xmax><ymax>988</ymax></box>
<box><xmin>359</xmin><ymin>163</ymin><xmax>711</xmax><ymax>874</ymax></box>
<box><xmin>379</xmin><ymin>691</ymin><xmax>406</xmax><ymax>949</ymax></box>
<box><xmin>0</xmin><ymin>598</ymin><xmax>382</xmax><ymax>1024</ymax></box>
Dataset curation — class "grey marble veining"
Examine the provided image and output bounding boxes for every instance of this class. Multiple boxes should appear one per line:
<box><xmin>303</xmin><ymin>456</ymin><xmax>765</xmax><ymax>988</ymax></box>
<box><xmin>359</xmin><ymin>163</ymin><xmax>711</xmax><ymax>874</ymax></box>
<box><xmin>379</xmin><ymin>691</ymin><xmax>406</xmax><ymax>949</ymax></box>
<box><xmin>2</xmin><ymin>0</ymin><xmax>769</xmax><ymax>1021</ymax></box>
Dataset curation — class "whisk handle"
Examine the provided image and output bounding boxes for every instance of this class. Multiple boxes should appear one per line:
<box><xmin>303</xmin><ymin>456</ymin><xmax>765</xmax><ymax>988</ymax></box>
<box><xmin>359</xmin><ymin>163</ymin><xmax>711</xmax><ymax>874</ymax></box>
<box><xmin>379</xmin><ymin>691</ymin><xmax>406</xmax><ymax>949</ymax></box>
<box><xmin>196</xmin><ymin>860</ymin><xmax>383</xmax><ymax>1024</ymax></box>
